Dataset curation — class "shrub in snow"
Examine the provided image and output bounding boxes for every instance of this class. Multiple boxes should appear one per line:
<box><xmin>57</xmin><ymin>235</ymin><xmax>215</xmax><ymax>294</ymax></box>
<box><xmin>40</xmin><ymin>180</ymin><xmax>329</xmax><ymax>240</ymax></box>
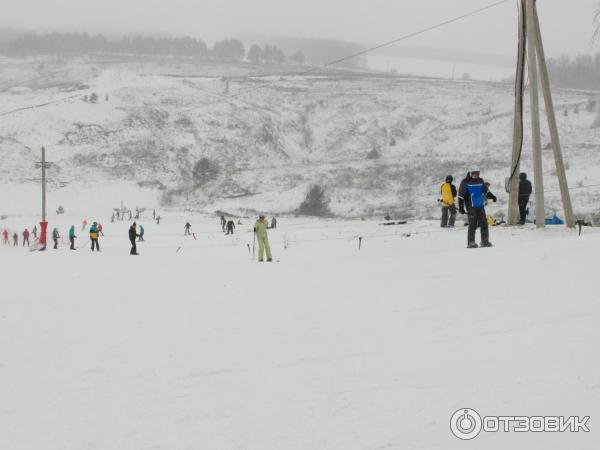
<box><xmin>297</xmin><ymin>184</ymin><xmax>332</xmax><ymax>217</ymax></box>
<box><xmin>192</xmin><ymin>158</ymin><xmax>220</xmax><ymax>187</ymax></box>
<box><xmin>366</xmin><ymin>147</ymin><xmax>381</xmax><ymax>160</ymax></box>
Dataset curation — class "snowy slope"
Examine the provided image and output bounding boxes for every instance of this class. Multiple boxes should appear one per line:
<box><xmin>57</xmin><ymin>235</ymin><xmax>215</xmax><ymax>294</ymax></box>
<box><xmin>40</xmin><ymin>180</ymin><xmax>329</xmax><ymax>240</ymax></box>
<box><xmin>0</xmin><ymin>56</ymin><xmax>599</xmax><ymax>220</ymax></box>
<box><xmin>0</xmin><ymin>215</ymin><xmax>599</xmax><ymax>450</ymax></box>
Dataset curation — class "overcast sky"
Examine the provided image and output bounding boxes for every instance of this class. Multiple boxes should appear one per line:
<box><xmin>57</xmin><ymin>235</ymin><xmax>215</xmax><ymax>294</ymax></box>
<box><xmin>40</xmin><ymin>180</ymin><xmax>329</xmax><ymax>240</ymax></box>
<box><xmin>1</xmin><ymin>0</ymin><xmax>598</xmax><ymax>57</ymax></box>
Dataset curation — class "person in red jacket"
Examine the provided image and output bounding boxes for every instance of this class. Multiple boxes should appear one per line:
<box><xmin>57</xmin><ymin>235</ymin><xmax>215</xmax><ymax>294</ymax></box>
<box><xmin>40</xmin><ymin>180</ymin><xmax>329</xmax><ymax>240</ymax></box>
<box><xmin>2</xmin><ymin>229</ymin><xmax>8</xmax><ymax>245</ymax></box>
<box><xmin>22</xmin><ymin>229</ymin><xmax>30</xmax><ymax>246</ymax></box>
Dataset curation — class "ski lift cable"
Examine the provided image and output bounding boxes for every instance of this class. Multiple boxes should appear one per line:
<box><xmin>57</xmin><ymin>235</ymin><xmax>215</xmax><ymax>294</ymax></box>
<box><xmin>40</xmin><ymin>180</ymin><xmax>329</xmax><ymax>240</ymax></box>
<box><xmin>299</xmin><ymin>0</ymin><xmax>511</xmax><ymax>75</ymax></box>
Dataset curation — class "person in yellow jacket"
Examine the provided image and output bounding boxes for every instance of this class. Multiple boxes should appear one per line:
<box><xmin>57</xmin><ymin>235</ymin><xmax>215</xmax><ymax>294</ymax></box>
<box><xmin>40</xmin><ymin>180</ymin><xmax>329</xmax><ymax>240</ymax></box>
<box><xmin>438</xmin><ymin>175</ymin><xmax>457</xmax><ymax>228</ymax></box>
<box><xmin>254</xmin><ymin>215</ymin><xmax>272</xmax><ymax>262</ymax></box>
<box><xmin>89</xmin><ymin>221</ymin><xmax>100</xmax><ymax>252</ymax></box>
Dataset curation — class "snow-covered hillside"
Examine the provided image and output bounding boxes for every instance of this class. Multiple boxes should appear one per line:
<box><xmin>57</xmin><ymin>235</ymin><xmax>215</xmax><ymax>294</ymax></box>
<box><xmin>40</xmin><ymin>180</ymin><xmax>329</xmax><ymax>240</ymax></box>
<box><xmin>1</xmin><ymin>56</ymin><xmax>599</xmax><ymax>219</ymax></box>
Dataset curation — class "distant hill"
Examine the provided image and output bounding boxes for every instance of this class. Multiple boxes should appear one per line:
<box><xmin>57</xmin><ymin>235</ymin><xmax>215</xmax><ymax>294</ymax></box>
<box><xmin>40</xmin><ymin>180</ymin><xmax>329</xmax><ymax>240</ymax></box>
<box><xmin>0</xmin><ymin>56</ymin><xmax>598</xmax><ymax>219</ymax></box>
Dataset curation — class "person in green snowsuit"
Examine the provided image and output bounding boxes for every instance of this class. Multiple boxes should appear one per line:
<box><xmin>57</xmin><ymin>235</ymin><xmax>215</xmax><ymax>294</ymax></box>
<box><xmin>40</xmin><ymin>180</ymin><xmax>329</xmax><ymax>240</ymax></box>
<box><xmin>254</xmin><ymin>215</ymin><xmax>272</xmax><ymax>262</ymax></box>
<box><xmin>69</xmin><ymin>225</ymin><xmax>76</xmax><ymax>250</ymax></box>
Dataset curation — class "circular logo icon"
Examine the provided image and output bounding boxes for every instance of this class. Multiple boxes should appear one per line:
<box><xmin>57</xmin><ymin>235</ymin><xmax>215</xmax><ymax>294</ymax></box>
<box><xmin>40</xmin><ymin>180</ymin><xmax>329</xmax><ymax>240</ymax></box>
<box><xmin>450</xmin><ymin>408</ymin><xmax>482</xmax><ymax>440</ymax></box>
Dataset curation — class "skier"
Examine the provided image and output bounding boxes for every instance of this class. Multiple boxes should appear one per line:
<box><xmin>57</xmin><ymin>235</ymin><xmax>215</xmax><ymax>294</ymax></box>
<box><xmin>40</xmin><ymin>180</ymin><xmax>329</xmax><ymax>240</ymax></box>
<box><xmin>111</xmin><ymin>212</ymin><xmax>115</xmax><ymax>223</ymax></box>
<box><xmin>458</xmin><ymin>165</ymin><xmax>497</xmax><ymax>248</ymax></box>
<box><xmin>156</xmin><ymin>216</ymin><xmax>161</xmax><ymax>225</ymax></box>
<box><xmin>22</xmin><ymin>228</ymin><xmax>30</xmax><ymax>246</ymax></box>
<box><xmin>153</xmin><ymin>209</ymin><xmax>156</xmax><ymax>220</ymax></box>
<box><xmin>12</xmin><ymin>232</ymin><xmax>18</xmax><ymax>247</ymax></box>
<box><xmin>220</xmin><ymin>215</ymin><xmax>226</xmax><ymax>231</ymax></box>
<box><xmin>184</xmin><ymin>222</ymin><xmax>192</xmax><ymax>236</ymax></box>
<box><xmin>52</xmin><ymin>227</ymin><xmax>60</xmax><ymax>249</ymax></box>
<box><xmin>2</xmin><ymin>229</ymin><xmax>8</xmax><ymax>245</ymax></box>
<box><xmin>98</xmin><ymin>223</ymin><xmax>104</xmax><ymax>236</ymax></box>
<box><xmin>81</xmin><ymin>219</ymin><xmax>88</xmax><ymax>231</ymax></box>
<box><xmin>271</xmin><ymin>217</ymin><xmax>277</xmax><ymax>229</ymax></box>
<box><xmin>254</xmin><ymin>215</ymin><xmax>272</xmax><ymax>262</ymax></box>
<box><xmin>138</xmin><ymin>224</ymin><xmax>145</xmax><ymax>241</ymax></box>
<box><xmin>129</xmin><ymin>222</ymin><xmax>139</xmax><ymax>255</ymax></box>
<box><xmin>69</xmin><ymin>225</ymin><xmax>76</xmax><ymax>250</ymax></box>
<box><xmin>128</xmin><ymin>210</ymin><xmax>132</xmax><ymax>220</ymax></box>
<box><xmin>89</xmin><ymin>222</ymin><xmax>100</xmax><ymax>252</ymax></box>
<box><xmin>135</xmin><ymin>210</ymin><xmax>140</xmax><ymax>220</ymax></box>
<box><xmin>116</xmin><ymin>211</ymin><xmax>120</xmax><ymax>221</ymax></box>
<box><xmin>438</xmin><ymin>175</ymin><xmax>457</xmax><ymax>228</ymax></box>
<box><xmin>518</xmin><ymin>172</ymin><xmax>533</xmax><ymax>225</ymax></box>
<box><xmin>225</xmin><ymin>220</ymin><xmax>235</xmax><ymax>235</ymax></box>
<box><xmin>32</xmin><ymin>225</ymin><xmax>37</xmax><ymax>239</ymax></box>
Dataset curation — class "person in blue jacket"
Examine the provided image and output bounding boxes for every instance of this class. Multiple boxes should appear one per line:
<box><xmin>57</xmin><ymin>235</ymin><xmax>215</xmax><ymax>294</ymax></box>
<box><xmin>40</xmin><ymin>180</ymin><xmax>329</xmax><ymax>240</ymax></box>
<box><xmin>458</xmin><ymin>165</ymin><xmax>497</xmax><ymax>248</ymax></box>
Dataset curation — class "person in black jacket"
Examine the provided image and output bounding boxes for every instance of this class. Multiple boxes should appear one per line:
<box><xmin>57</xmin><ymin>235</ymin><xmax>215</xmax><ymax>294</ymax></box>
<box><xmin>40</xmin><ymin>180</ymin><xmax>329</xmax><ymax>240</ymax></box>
<box><xmin>518</xmin><ymin>172</ymin><xmax>533</xmax><ymax>225</ymax></box>
<box><xmin>458</xmin><ymin>165</ymin><xmax>497</xmax><ymax>248</ymax></box>
<box><xmin>129</xmin><ymin>222</ymin><xmax>139</xmax><ymax>255</ymax></box>
<box><xmin>225</xmin><ymin>220</ymin><xmax>235</xmax><ymax>235</ymax></box>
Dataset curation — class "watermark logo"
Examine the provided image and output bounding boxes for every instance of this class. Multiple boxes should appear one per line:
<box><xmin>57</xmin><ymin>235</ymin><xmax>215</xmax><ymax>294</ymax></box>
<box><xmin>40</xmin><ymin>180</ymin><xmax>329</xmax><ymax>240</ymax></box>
<box><xmin>450</xmin><ymin>408</ymin><xmax>482</xmax><ymax>440</ymax></box>
<box><xmin>450</xmin><ymin>408</ymin><xmax>590</xmax><ymax>440</ymax></box>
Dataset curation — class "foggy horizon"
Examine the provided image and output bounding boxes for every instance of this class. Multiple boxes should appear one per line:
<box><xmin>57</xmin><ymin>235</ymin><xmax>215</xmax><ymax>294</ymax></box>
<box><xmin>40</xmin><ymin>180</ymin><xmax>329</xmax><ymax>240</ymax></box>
<box><xmin>1</xmin><ymin>0</ymin><xmax>598</xmax><ymax>59</ymax></box>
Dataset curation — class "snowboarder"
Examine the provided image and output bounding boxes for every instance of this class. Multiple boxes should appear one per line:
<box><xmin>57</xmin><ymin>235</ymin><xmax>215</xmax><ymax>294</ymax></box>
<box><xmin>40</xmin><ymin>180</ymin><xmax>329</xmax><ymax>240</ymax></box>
<box><xmin>22</xmin><ymin>228</ymin><xmax>30</xmax><ymax>246</ymax></box>
<box><xmin>89</xmin><ymin>222</ymin><xmax>100</xmax><ymax>252</ymax></box>
<box><xmin>2</xmin><ymin>229</ymin><xmax>8</xmax><ymax>245</ymax></box>
<box><xmin>156</xmin><ymin>216</ymin><xmax>161</xmax><ymax>225</ymax></box>
<box><xmin>69</xmin><ymin>225</ymin><xmax>76</xmax><ymax>250</ymax></box>
<box><xmin>518</xmin><ymin>172</ymin><xmax>533</xmax><ymax>225</ymax></box>
<box><xmin>52</xmin><ymin>228</ymin><xmax>60</xmax><ymax>249</ymax></box>
<box><xmin>184</xmin><ymin>222</ymin><xmax>192</xmax><ymax>236</ymax></box>
<box><xmin>458</xmin><ymin>165</ymin><xmax>497</xmax><ymax>248</ymax></box>
<box><xmin>225</xmin><ymin>220</ymin><xmax>235</xmax><ymax>235</ymax></box>
<box><xmin>138</xmin><ymin>224</ymin><xmax>145</xmax><ymax>241</ymax></box>
<box><xmin>220</xmin><ymin>215</ymin><xmax>226</xmax><ymax>231</ymax></box>
<box><xmin>439</xmin><ymin>175</ymin><xmax>457</xmax><ymax>228</ymax></box>
<box><xmin>254</xmin><ymin>215</ymin><xmax>272</xmax><ymax>262</ymax></box>
<box><xmin>81</xmin><ymin>219</ymin><xmax>88</xmax><ymax>231</ymax></box>
<box><xmin>12</xmin><ymin>232</ymin><xmax>18</xmax><ymax>247</ymax></box>
<box><xmin>271</xmin><ymin>217</ymin><xmax>277</xmax><ymax>229</ymax></box>
<box><xmin>129</xmin><ymin>222</ymin><xmax>139</xmax><ymax>255</ymax></box>
<box><xmin>32</xmin><ymin>225</ymin><xmax>37</xmax><ymax>239</ymax></box>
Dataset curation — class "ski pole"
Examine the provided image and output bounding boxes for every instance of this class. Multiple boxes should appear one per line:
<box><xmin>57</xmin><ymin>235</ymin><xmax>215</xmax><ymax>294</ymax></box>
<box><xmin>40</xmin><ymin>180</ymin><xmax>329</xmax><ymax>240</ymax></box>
<box><xmin>252</xmin><ymin>230</ymin><xmax>256</xmax><ymax>260</ymax></box>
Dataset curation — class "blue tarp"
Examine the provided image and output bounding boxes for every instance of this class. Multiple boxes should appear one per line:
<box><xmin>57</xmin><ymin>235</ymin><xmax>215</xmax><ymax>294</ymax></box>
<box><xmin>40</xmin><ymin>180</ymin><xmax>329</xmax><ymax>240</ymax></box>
<box><xmin>545</xmin><ymin>213</ymin><xmax>564</xmax><ymax>225</ymax></box>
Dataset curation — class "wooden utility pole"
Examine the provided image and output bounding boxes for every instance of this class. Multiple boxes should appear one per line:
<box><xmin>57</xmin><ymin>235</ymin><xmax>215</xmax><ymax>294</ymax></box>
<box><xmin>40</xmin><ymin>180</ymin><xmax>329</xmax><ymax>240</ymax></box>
<box><xmin>532</xmin><ymin>6</ymin><xmax>575</xmax><ymax>228</ymax></box>
<box><xmin>526</xmin><ymin>0</ymin><xmax>545</xmax><ymax>228</ymax></box>
<box><xmin>508</xmin><ymin>0</ymin><xmax>526</xmax><ymax>225</ymax></box>
<box><xmin>42</xmin><ymin>146</ymin><xmax>47</xmax><ymax>222</ymax></box>
<box><xmin>508</xmin><ymin>0</ymin><xmax>573</xmax><ymax>228</ymax></box>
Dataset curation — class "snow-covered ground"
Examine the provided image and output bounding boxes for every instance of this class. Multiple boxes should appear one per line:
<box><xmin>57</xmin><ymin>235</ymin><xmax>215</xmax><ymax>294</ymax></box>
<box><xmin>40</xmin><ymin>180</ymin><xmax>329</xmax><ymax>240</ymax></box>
<box><xmin>1</xmin><ymin>212</ymin><xmax>598</xmax><ymax>449</ymax></box>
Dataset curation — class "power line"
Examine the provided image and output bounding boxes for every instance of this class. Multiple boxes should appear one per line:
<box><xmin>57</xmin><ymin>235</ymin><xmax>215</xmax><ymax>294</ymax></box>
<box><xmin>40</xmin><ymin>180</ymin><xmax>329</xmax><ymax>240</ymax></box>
<box><xmin>300</xmin><ymin>0</ymin><xmax>511</xmax><ymax>75</ymax></box>
<box><xmin>179</xmin><ymin>0</ymin><xmax>511</xmax><ymax>114</ymax></box>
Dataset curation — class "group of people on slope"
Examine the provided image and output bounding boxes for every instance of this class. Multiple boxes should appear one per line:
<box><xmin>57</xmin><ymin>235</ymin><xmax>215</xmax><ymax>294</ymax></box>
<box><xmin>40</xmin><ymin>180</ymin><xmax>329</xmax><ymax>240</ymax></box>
<box><xmin>439</xmin><ymin>166</ymin><xmax>533</xmax><ymax>248</ymax></box>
